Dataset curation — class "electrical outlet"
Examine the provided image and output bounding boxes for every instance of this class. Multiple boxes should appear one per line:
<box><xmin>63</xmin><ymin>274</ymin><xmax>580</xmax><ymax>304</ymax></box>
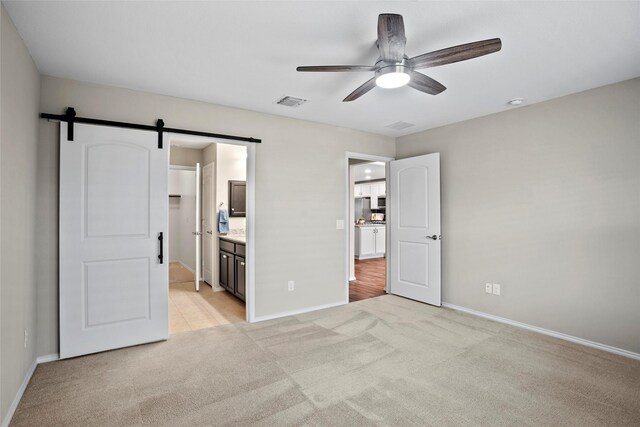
<box><xmin>24</xmin><ymin>330</ymin><xmax>28</xmax><ymax>348</ymax></box>
<box><xmin>493</xmin><ymin>283</ymin><xmax>501</xmax><ymax>296</ymax></box>
<box><xmin>485</xmin><ymin>283</ymin><xmax>493</xmax><ymax>294</ymax></box>
<box><xmin>288</xmin><ymin>280</ymin><xmax>295</xmax><ymax>291</ymax></box>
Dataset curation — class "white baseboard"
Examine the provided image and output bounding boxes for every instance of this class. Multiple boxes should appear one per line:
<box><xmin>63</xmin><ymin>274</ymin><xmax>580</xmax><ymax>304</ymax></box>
<box><xmin>355</xmin><ymin>254</ymin><xmax>384</xmax><ymax>260</ymax></box>
<box><xmin>37</xmin><ymin>353</ymin><xmax>59</xmax><ymax>364</ymax></box>
<box><xmin>177</xmin><ymin>260</ymin><xmax>194</xmax><ymax>274</ymax></box>
<box><xmin>253</xmin><ymin>300</ymin><xmax>346</xmax><ymax>323</ymax></box>
<box><xmin>442</xmin><ymin>302</ymin><xmax>640</xmax><ymax>361</ymax></box>
<box><xmin>1</xmin><ymin>352</ymin><xmax>61</xmax><ymax>426</ymax></box>
<box><xmin>1</xmin><ymin>359</ymin><xmax>37</xmax><ymax>427</ymax></box>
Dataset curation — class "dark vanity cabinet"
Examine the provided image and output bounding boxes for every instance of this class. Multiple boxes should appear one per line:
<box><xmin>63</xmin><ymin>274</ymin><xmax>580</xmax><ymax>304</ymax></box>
<box><xmin>228</xmin><ymin>180</ymin><xmax>246</xmax><ymax>217</ymax></box>
<box><xmin>219</xmin><ymin>237</ymin><xmax>245</xmax><ymax>301</ymax></box>
<box><xmin>234</xmin><ymin>256</ymin><xmax>246</xmax><ymax>299</ymax></box>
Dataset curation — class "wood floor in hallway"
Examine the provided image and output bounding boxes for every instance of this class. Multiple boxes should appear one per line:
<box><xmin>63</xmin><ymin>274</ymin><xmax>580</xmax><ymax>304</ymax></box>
<box><xmin>349</xmin><ymin>257</ymin><xmax>386</xmax><ymax>302</ymax></box>
<box><xmin>169</xmin><ymin>262</ymin><xmax>245</xmax><ymax>334</ymax></box>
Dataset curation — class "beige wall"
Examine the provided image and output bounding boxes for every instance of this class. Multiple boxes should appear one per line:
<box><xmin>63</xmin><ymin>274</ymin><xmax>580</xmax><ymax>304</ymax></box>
<box><xmin>37</xmin><ymin>76</ymin><xmax>395</xmax><ymax>355</ymax></box>
<box><xmin>169</xmin><ymin>146</ymin><xmax>203</xmax><ymax>167</ymax></box>
<box><xmin>1</xmin><ymin>5</ymin><xmax>41</xmax><ymax>421</ymax></box>
<box><xmin>396</xmin><ymin>78</ymin><xmax>640</xmax><ymax>354</ymax></box>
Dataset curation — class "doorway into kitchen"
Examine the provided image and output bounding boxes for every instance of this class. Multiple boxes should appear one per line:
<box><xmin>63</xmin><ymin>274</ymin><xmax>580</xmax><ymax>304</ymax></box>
<box><xmin>345</xmin><ymin>153</ymin><xmax>394</xmax><ymax>303</ymax></box>
<box><xmin>167</xmin><ymin>134</ymin><xmax>253</xmax><ymax>334</ymax></box>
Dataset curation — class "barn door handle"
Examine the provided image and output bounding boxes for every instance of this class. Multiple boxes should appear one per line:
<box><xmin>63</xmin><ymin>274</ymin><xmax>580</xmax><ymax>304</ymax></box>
<box><xmin>158</xmin><ymin>232</ymin><xmax>164</xmax><ymax>264</ymax></box>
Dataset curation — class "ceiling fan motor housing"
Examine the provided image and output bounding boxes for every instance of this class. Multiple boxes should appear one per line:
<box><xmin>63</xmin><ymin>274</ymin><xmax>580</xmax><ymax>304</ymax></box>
<box><xmin>375</xmin><ymin>63</ymin><xmax>411</xmax><ymax>89</ymax></box>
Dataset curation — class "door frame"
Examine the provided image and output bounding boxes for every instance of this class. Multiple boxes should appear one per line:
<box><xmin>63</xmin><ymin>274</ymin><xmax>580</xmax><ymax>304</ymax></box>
<box><xmin>166</xmin><ymin>133</ymin><xmax>256</xmax><ymax>323</ymax></box>
<box><xmin>344</xmin><ymin>152</ymin><xmax>395</xmax><ymax>304</ymax></box>
<box><xmin>168</xmin><ymin>165</ymin><xmax>196</xmax><ymax>274</ymax></box>
<box><xmin>201</xmin><ymin>162</ymin><xmax>216</xmax><ymax>289</ymax></box>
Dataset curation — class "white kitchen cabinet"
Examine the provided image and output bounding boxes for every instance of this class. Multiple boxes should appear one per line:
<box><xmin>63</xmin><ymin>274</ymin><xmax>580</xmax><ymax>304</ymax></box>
<box><xmin>370</xmin><ymin>183</ymin><xmax>380</xmax><ymax>208</ymax></box>
<box><xmin>378</xmin><ymin>181</ymin><xmax>386</xmax><ymax>196</ymax></box>
<box><xmin>355</xmin><ymin>181</ymin><xmax>386</xmax><ymax>201</ymax></box>
<box><xmin>355</xmin><ymin>226</ymin><xmax>376</xmax><ymax>258</ymax></box>
<box><xmin>354</xmin><ymin>183</ymin><xmax>371</xmax><ymax>198</ymax></box>
<box><xmin>355</xmin><ymin>225</ymin><xmax>386</xmax><ymax>259</ymax></box>
<box><xmin>374</xmin><ymin>226</ymin><xmax>386</xmax><ymax>254</ymax></box>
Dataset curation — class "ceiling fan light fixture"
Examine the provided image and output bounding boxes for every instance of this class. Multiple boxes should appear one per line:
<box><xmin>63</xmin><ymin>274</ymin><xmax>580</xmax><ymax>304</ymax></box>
<box><xmin>375</xmin><ymin>65</ymin><xmax>410</xmax><ymax>89</ymax></box>
<box><xmin>296</xmin><ymin>14</ymin><xmax>501</xmax><ymax>101</ymax></box>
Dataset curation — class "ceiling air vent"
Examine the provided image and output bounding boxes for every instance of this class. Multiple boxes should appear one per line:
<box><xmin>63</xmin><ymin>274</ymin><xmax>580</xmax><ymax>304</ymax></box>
<box><xmin>385</xmin><ymin>121</ymin><xmax>415</xmax><ymax>131</ymax></box>
<box><xmin>275</xmin><ymin>95</ymin><xmax>307</xmax><ymax>108</ymax></box>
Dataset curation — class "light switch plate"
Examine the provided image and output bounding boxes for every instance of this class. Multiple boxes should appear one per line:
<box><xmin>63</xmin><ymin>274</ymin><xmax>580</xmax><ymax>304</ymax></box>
<box><xmin>336</xmin><ymin>220</ymin><xmax>345</xmax><ymax>230</ymax></box>
<box><xmin>493</xmin><ymin>283</ymin><xmax>501</xmax><ymax>296</ymax></box>
<box><xmin>485</xmin><ymin>283</ymin><xmax>493</xmax><ymax>294</ymax></box>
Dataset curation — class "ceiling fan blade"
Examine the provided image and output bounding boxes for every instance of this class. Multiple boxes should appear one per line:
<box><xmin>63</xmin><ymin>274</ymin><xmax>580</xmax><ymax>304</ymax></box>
<box><xmin>377</xmin><ymin>14</ymin><xmax>406</xmax><ymax>63</ymax></box>
<box><xmin>343</xmin><ymin>77</ymin><xmax>377</xmax><ymax>102</ymax></box>
<box><xmin>407</xmin><ymin>38</ymin><xmax>502</xmax><ymax>69</ymax></box>
<box><xmin>296</xmin><ymin>65</ymin><xmax>377</xmax><ymax>72</ymax></box>
<box><xmin>408</xmin><ymin>71</ymin><xmax>446</xmax><ymax>95</ymax></box>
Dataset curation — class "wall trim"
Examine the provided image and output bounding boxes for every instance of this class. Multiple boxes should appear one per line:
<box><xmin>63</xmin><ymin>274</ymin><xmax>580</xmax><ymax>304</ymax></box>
<box><xmin>177</xmin><ymin>260</ymin><xmax>194</xmax><ymax>274</ymax></box>
<box><xmin>442</xmin><ymin>302</ymin><xmax>640</xmax><ymax>361</ymax></box>
<box><xmin>1</xmin><ymin>359</ymin><xmax>37</xmax><ymax>427</ymax></box>
<box><xmin>253</xmin><ymin>300</ymin><xmax>346</xmax><ymax>323</ymax></box>
<box><xmin>36</xmin><ymin>353</ymin><xmax>60</xmax><ymax>364</ymax></box>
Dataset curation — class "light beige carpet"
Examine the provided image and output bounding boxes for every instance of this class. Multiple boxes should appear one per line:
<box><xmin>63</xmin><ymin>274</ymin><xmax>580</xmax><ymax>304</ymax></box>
<box><xmin>11</xmin><ymin>295</ymin><xmax>640</xmax><ymax>426</ymax></box>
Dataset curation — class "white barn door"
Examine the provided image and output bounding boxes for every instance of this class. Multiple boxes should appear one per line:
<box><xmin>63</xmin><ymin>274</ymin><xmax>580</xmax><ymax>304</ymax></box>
<box><xmin>389</xmin><ymin>153</ymin><xmax>441</xmax><ymax>306</ymax></box>
<box><xmin>59</xmin><ymin>123</ymin><xmax>168</xmax><ymax>359</ymax></box>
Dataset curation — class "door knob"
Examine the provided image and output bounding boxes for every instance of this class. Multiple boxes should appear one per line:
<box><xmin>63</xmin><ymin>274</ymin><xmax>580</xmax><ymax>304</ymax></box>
<box><xmin>426</xmin><ymin>235</ymin><xmax>438</xmax><ymax>240</ymax></box>
<box><xmin>206</xmin><ymin>230</ymin><xmax>213</xmax><ymax>235</ymax></box>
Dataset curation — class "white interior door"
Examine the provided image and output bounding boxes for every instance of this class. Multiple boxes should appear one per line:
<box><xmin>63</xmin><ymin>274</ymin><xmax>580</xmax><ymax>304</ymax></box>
<box><xmin>389</xmin><ymin>153</ymin><xmax>441</xmax><ymax>305</ymax></box>
<box><xmin>195</xmin><ymin>163</ymin><xmax>201</xmax><ymax>291</ymax></box>
<box><xmin>202</xmin><ymin>163</ymin><xmax>214</xmax><ymax>285</ymax></box>
<box><xmin>59</xmin><ymin>123</ymin><xmax>168</xmax><ymax>359</ymax></box>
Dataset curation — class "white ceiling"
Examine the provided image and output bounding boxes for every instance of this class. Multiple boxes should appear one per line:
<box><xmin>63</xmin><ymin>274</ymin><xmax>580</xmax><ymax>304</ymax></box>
<box><xmin>5</xmin><ymin>1</ymin><xmax>640</xmax><ymax>137</ymax></box>
<box><xmin>352</xmin><ymin>162</ymin><xmax>386</xmax><ymax>182</ymax></box>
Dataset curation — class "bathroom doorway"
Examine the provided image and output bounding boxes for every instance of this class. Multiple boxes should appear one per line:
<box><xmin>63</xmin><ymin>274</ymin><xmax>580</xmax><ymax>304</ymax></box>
<box><xmin>167</xmin><ymin>135</ymin><xmax>253</xmax><ymax>333</ymax></box>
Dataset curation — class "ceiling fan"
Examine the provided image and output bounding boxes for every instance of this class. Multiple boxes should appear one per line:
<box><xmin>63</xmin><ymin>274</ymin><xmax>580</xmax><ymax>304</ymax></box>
<box><xmin>296</xmin><ymin>14</ymin><xmax>502</xmax><ymax>102</ymax></box>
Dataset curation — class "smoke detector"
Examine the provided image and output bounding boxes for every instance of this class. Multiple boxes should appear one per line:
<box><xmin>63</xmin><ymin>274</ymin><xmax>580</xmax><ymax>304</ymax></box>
<box><xmin>508</xmin><ymin>98</ymin><xmax>525</xmax><ymax>106</ymax></box>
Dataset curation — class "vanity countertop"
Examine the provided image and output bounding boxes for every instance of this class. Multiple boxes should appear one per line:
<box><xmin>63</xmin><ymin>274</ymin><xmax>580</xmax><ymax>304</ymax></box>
<box><xmin>219</xmin><ymin>235</ymin><xmax>246</xmax><ymax>244</ymax></box>
<box><xmin>355</xmin><ymin>223</ymin><xmax>386</xmax><ymax>227</ymax></box>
